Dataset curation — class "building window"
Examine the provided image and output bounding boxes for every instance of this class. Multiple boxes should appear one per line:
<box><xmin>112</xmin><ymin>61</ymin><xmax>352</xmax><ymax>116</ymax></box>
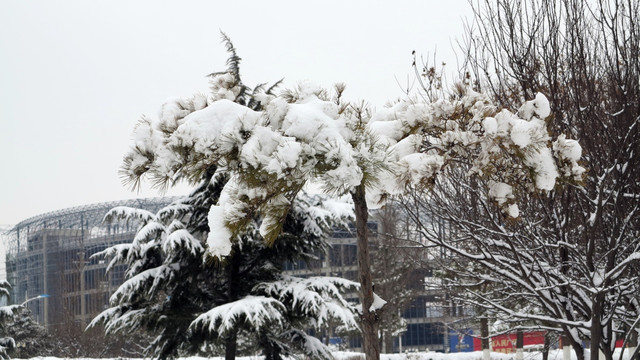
<box><xmin>402</xmin><ymin>323</ymin><xmax>444</xmax><ymax>347</ymax></box>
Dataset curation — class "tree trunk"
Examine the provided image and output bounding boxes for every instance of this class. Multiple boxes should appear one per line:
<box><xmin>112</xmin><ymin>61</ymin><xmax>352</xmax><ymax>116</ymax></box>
<box><xmin>481</xmin><ymin>317</ymin><xmax>490</xmax><ymax>360</ymax></box>
<box><xmin>591</xmin><ymin>294</ymin><xmax>605</xmax><ymax>360</ymax></box>
<box><xmin>224</xmin><ymin>332</ymin><xmax>237</xmax><ymax>360</ymax></box>
<box><xmin>629</xmin><ymin>328</ymin><xmax>639</xmax><ymax>360</ymax></box>
<box><xmin>563</xmin><ymin>330</ymin><xmax>584</xmax><ymax>360</ymax></box>
<box><xmin>352</xmin><ymin>185</ymin><xmax>381</xmax><ymax>360</ymax></box>
<box><xmin>383</xmin><ymin>330</ymin><xmax>394</xmax><ymax>354</ymax></box>
<box><xmin>225</xmin><ymin>252</ymin><xmax>240</xmax><ymax>360</ymax></box>
<box><xmin>542</xmin><ymin>331</ymin><xmax>550</xmax><ymax>360</ymax></box>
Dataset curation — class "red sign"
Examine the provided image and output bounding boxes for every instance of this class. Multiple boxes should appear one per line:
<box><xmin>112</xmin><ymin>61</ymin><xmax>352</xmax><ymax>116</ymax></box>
<box><xmin>473</xmin><ymin>331</ymin><xmax>547</xmax><ymax>353</ymax></box>
<box><xmin>472</xmin><ymin>332</ymin><xmax>626</xmax><ymax>353</ymax></box>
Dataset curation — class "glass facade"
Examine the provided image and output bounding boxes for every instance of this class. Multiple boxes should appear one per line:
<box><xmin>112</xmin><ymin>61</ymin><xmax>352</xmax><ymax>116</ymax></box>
<box><xmin>400</xmin><ymin>323</ymin><xmax>444</xmax><ymax>347</ymax></box>
<box><xmin>281</xmin><ymin>219</ymin><xmax>454</xmax><ymax>353</ymax></box>
<box><xmin>4</xmin><ymin>198</ymin><xmax>174</xmax><ymax>328</ymax></box>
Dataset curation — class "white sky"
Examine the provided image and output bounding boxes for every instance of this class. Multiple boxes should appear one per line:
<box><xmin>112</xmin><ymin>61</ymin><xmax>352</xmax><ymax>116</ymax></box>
<box><xmin>0</xmin><ymin>0</ymin><xmax>473</xmax><ymax>227</ymax></box>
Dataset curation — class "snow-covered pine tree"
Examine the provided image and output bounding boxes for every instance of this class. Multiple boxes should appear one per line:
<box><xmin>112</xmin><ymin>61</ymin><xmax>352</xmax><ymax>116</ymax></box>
<box><xmin>91</xmin><ymin>171</ymin><xmax>357</xmax><ymax>360</ymax></box>
<box><xmin>5</xmin><ymin>307</ymin><xmax>55</xmax><ymax>359</ymax></box>
<box><xmin>0</xmin><ymin>281</ymin><xmax>18</xmax><ymax>359</ymax></box>
<box><xmin>90</xmin><ymin>35</ymin><xmax>358</xmax><ymax>360</ymax></box>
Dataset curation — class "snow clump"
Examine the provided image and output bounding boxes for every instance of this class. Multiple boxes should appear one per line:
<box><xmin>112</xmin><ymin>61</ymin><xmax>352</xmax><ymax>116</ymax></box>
<box><xmin>553</xmin><ymin>134</ymin><xmax>585</xmax><ymax>180</ymax></box>
<box><xmin>488</xmin><ymin>181</ymin><xmax>514</xmax><ymax>206</ymax></box>
<box><xmin>518</xmin><ymin>92</ymin><xmax>551</xmax><ymax>120</ymax></box>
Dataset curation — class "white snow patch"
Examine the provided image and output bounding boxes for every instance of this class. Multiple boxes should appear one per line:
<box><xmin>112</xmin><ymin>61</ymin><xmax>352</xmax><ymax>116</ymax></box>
<box><xmin>553</xmin><ymin>134</ymin><xmax>585</xmax><ymax>179</ymax></box>
<box><xmin>524</xmin><ymin>147</ymin><xmax>558</xmax><ymax>191</ymax></box>
<box><xmin>518</xmin><ymin>92</ymin><xmax>551</xmax><ymax>120</ymax></box>
<box><xmin>483</xmin><ymin>117</ymin><xmax>498</xmax><ymax>135</ymax></box>
<box><xmin>370</xmin><ymin>292</ymin><xmax>387</xmax><ymax>312</ymax></box>
<box><xmin>398</xmin><ymin>153</ymin><xmax>444</xmax><ymax>186</ymax></box>
<box><xmin>488</xmin><ymin>181</ymin><xmax>514</xmax><ymax>206</ymax></box>
<box><xmin>507</xmin><ymin>203</ymin><xmax>520</xmax><ymax>218</ymax></box>
<box><xmin>206</xmin><ymin>204</ymin><xmax>232</xmax><ymax>259</ymax></box>
<box><xmin>510</xmin><ymin>118</ymin><xmax>537</xmax><ymax>148</ymax></box>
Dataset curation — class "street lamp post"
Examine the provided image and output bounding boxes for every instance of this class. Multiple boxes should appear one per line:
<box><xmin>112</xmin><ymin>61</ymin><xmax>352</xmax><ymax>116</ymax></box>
<box><xmin>21</xmin><ymin>294</ymin><xmax>49</xmax><ymax>325</ymax></box>
<box><xmin>21</xmin><ymin>294</ymin><xmax>49</xmax><ymax>307</ymax></box>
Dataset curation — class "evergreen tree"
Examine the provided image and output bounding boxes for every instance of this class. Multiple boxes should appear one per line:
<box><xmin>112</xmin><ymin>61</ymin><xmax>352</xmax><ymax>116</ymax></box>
<box><xmin>5</xmin><ymin>307</ymin><xmax>55</xmax><ymax>359</ymax></box>
<box><xmin>90</xmin><ymin>35</ymin><xmax>357</xmax><ymax>360</ymax></box>
<box><xmin>91</xmin><ymin>171</ymin><xmax>357</xmax><ymax>360</ymax></box>
<box><xmin>0</xmin><ymin>281</ymin><xmax>16</xmax><ymax>360</ymax></box>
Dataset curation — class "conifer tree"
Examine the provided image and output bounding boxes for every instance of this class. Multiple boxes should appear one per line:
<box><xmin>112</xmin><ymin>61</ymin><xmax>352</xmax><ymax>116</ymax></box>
<box><xmin>5</xmin><ymin>307</ymin><xmax>55</xmax><ymax>359</ymax></box>
<box><xmin>0</xmin><ymin>281</ymin><xmax>18</xmax><ymax>360</ymax></box>
<box><xmin>91</xmin><ymin>35</ymin><xmax>357</xmax><ymax>360</ymax></box>
<box><xmin>91</xmin><ymin>172</ymin><xmax>356</xmax><ymax>360</ymax></box>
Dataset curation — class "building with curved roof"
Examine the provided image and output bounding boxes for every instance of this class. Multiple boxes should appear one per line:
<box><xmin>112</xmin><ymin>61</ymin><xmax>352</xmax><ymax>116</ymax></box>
<box><xmin>2</xmin><ymin>197</ymin><xmax>468</xmax><ymax>353</ymax></box>
<box><xmin>2</xmin><ymin>197</ymin><xmax>176</xmax><ymax>328</ymax></box>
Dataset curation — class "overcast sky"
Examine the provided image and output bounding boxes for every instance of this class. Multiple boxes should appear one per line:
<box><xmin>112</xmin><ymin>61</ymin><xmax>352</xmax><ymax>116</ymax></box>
<box><xmin>0</xmin><ymin>0</ymin><xmax>473</xmax><ymax>227</ymax></box>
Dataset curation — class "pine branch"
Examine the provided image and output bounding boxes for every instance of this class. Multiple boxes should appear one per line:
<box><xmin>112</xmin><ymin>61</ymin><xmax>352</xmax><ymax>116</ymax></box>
<box><xmin>218</xmin><ymin>31</ymin><xmax>242</xmax><ymax>85</ymax></box>
<box><xmin>266</xmin><ymin>78</ymin><xmax>284</xmax><ymax>95</ymax></box>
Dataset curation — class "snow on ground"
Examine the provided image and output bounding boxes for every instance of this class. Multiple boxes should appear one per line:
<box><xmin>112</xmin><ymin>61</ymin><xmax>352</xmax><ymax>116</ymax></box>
<box><xmin>16</xmin><ymin>349</ymin><xmax>637</xmax><ymax>360</ymax></box>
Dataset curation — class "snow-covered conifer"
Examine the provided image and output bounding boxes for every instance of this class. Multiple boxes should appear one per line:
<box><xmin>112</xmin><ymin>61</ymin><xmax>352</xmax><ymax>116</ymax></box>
<box><xmin>4</xmin><ymin>306</ymin><xmax>56</xmax><ymax>359</ymax></box>
<box><xmin>91</xmin><ymin>35</ymin><xmax>358</xmax><ymax>360</ymax></box>
<box><xmin>92</xmin><ymin>171</ymin><xmax>357</xmax><ymax>360</ymax></box>
<box><xmin>0</xmin><ymin>281</ymin><xmax>18</xmax><ymax>360</ymax></box>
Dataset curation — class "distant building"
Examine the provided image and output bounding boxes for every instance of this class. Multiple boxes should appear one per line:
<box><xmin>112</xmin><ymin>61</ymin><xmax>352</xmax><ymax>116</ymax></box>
<box><xmin>0</xmin><ymin>225</ymin><xmax>9</xmax><ymax>307</ymax></box>
<box><xmin>282</xmin><ymin>211</ymin><xmax>471</xmax><ymax>353</ymax></box>
<box><xmin>3</xmin><ymin>198</ymin><xmax>174</xmax><ymax>328</ymax></box>
<box><xmin>3</xmin><ymin>198</ymin><xmax>470</xmax><ymax>353</ymax></box>
<box><xmin>0</xmin><ymin>225</ymin><xmax>9</xmax><ymax>282</ymax></box>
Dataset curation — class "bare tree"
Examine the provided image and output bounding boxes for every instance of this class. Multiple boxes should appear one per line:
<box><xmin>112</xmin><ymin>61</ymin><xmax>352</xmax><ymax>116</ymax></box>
<box><xmin>370</xmin><ymin>206</ymin><xmax>427</xmax><ymax>353</ymax></box>
<box><xmin>404</xmin><ymin>2</ymin><xmax>640</xmax><ymax>360</ymax></box>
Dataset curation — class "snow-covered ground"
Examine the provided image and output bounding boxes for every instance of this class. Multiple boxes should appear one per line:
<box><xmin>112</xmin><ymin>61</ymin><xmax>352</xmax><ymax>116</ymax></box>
<box><xmin>16</xmin><ymin>349</ymin><xmax>637</xmax><ymax>360</ymax></box>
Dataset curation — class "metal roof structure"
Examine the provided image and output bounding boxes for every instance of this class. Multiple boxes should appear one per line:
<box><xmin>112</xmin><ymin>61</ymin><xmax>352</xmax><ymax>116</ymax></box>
<box><xmin>3</xmin><ymin>196</ymin><xmax>180</xmax><ymax>323</ymax></box>
<box><xmin>4</xmin><ymin>197</ymin><xmax>179</xmax><ymax>256</ymax></box>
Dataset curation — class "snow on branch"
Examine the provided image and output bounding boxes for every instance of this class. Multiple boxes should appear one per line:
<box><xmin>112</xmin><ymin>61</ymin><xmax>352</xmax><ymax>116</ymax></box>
<box><xmin>91</xmin><ymin>243</ymin><xmax>132</xmax><ymax>273</ymax></box>
<box><xmin>132</xmin><ymin>221</ymin><xmax>165</xmax><ymax>247</ymax></box>
<box><xmin>88</xmin><ymin>306</ymin><xmax>147</xmax><ymax>335</ymax></box>
<box><xmin>119</xmin><ymin>56</ymin><xmax>584</xmax><ymax>278</ymax></box>
<box><xmin>256</xmin><ymin>275</ymin><xmax>359</xmax><ymax>330</ymax></box>
<box><xmin>190</xmin><ymin>296</ymin><xmax>285</xmax><ymax>335</ymax></box>
<box><xmin>110</xmin><ymin>263</ymin><xmax>179</xmax><ymax>304</ymax></box>
<box><xmin>162</xmin><ymin>228</ymin><xmax>204</xmax><ymax>256</ymax></box>
<box><xmin>156</xmin><ymin>202</ymin><xmax>193</xmax><ymax>223</ymax></box>
<box><xmin>292</xmin><ymin>193</ymin><xmax>354</xmax><ymax>237</ymax></box>
<box><xmin>280</xmin><ymin>329</ymin><xmax>333</xmax><ymax>360</ymax></box>
<box><xmin>104</xmin><ymin>206</ymin><xmax>156</xmax><ymax>224</ymax></box>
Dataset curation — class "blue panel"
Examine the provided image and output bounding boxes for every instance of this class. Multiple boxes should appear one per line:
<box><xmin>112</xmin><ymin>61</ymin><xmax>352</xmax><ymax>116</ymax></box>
<box><xmin>449</xmin><ymin>329</ymin><xmax>474</xmax><ymax>352</ymax></box>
